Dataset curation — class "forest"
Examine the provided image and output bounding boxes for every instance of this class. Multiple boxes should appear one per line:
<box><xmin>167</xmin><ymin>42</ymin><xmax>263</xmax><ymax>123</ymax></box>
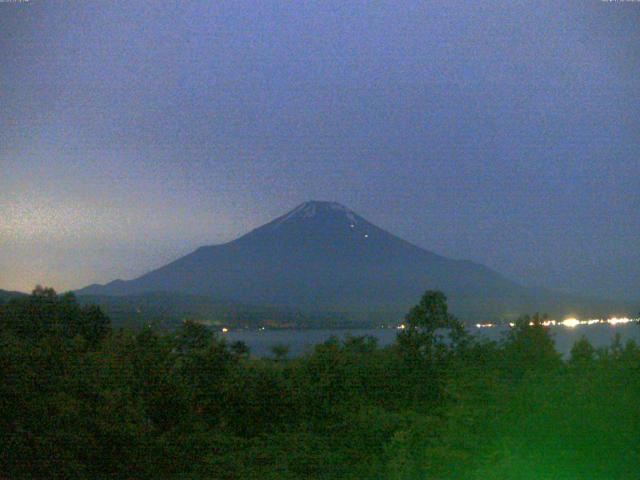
<box><xmin>1</xmin><ymin>287</ymin><xmax>639</xmax><ymax>479</ymax></box>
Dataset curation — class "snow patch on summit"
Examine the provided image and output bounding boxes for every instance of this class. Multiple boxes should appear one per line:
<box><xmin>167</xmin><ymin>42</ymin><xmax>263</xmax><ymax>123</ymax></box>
<box><xmin>272</xmin><ymin>201</ymin><xmax>358</xmax><ymax>228</ymax></box>
<box><xmin>272</xmin><ymin>203</ymin><xmax>306</xmax><ymax>228</ymax></box>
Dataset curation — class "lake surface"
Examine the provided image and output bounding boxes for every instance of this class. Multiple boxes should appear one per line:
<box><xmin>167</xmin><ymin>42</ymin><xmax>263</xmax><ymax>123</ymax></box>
<box><xmin>225</xmin><ymin>323</ymin><xmax>640</xmax><ymax>358</ymax></box>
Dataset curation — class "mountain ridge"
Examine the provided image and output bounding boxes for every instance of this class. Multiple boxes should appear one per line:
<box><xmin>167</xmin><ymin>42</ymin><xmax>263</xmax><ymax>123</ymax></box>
<box><xmin>76</xmin><ymin>201</ymin><xmax>631</xmax><ymax>322</ymax></box>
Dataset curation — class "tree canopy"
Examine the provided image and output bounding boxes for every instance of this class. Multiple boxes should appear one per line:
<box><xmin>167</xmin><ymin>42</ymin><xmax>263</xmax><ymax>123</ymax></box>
<box><xmin>1</xmin><ymin>287</ymin><xmax>638</xmax><ymax>479</ymax></box>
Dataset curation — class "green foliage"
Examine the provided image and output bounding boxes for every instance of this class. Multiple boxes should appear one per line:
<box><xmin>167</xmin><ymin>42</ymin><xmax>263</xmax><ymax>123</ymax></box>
<box><xmin>398</xmin><ymin>290</ymin><xmax>469</xmax><ymax>353</ymax></box>
<box><xmin>395</xmin><ymin>290</ymin><xmax>471</xmax><ymax>403</ymax></box>
<box><xmin>569</xmin><ymin>335</ymin><xmax>596</xmax><ymax>366</ymax></box>
<box><xmin>501</xmin><ymin>313</ymin><xmax>562</xmax><ymax>374</ymax></box>
<box><xmin>1</xmin><ymin>287</ymin><xmax>639</xmax><ymax>478</ymax></box>
<box><xmin>0</xmin><ymin>286</ymin><xmax>110</xmax><ymax>346</ymax></box>
<box><xmin>175</xmin><ymin>319</ymin><xmax>213</xmax><ymax>351</ymax></box>
<box><xmin>270</xmin><ymin>343</ymin><xmax>290</xmax><ymax>361</ymax></box>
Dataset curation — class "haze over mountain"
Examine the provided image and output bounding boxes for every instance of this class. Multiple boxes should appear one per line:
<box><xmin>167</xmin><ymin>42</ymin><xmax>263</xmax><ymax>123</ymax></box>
<box><xmin>77</xmin><ymin>201</ymin><xmax>632</xmax><ymax>323</ymax></box>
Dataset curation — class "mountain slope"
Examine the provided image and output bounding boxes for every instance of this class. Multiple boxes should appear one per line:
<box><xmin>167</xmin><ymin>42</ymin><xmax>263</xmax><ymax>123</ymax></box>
<box><xmin>0</xmin><ymin>289</ymin><xmax>28</xmax><ymax>304</ymax></box>
<box><xmin>76</xmin><ymin>201</ymin><xmax>627</xmax><ymax>322</ymax></box>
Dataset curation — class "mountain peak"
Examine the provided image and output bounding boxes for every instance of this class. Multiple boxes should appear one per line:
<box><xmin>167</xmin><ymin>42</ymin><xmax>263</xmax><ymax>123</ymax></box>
<box><xmin>272</xmin><ymin>201</ymin><xmax>358</xmax><ymax>228</ymax></box>
<box><xmin>298</xmin><ymin>200</ymin><xmax>351</xmax><ymax>213</ymax></box>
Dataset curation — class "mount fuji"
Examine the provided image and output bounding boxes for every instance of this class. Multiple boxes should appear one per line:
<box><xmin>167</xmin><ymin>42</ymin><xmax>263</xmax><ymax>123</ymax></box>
<box><xmin>76</xmin><ymin>201</ymin><xmax>621</xmax><ymax>323</ymax></box>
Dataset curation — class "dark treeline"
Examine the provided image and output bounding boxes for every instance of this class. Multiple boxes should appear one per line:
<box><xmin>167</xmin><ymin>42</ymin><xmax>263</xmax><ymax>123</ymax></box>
<box><xmin>1</xmin><ymin>287</ymin><xmax>639</xmax><ymax>479</ymax></box>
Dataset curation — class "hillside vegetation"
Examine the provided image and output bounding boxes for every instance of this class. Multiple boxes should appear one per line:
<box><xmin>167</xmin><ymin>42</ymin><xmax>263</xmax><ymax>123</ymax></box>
<box><xmin>1</xmin><ymin>287</ymin><xmax>639</xmax><ymax>479</ymax></box>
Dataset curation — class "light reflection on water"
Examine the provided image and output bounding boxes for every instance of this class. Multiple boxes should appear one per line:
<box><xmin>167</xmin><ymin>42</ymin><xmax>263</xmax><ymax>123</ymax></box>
<box><xmin>224</xmin><ymin>323</ymin><xmax>640</xmax><ymax>358</ymax></box>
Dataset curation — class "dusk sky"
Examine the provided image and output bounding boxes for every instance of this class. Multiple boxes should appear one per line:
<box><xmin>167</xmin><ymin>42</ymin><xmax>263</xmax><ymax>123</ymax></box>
<box><xmin>1</xmin><ymin>1</ymin><xmax>639</xmax><ymax>300</ymax></box>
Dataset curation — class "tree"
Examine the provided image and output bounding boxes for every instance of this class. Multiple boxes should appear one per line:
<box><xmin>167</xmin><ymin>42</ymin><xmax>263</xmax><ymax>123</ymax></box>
<box><xmin>77</xmin><ymin>303</ymin><xmax>111</xmax><ymax>347</ymax></box>
<box><xmin>395</xmin><ymin>290</ymin><xmax>469</xmax><ymax>403</ymax></box>
<box><xmin>32</xmin><ymin>284</ymin><xmax>58</xmax><ymax>299</ymax></box>
<box><xmin>175</xmin><ymin>320</ymin><xmax>213</xmax><ymax>352</ymax></box>
<box><xmin>342</xmin><ymin>335</ymin><xmax>378</xmax><ymax>355</ymax></box>
<box><xmin>569</xmin><ymin>336</ymin><xmax>595</xmax><ymax>366</ymax></box>
<box><xmin>230</xmin><ymin>340</ymin><xmax>250</xmax><ymax>358</ymax></box>
<box><xmin>406</xmin><ymin>290</ymin><xmax>448</xmax><ymax>328</ymax></box>
<box><xmin>397</xmin><ymin>290</ymin><xmax>468</xmax><ymax>359</ymax></box>
<box><xmin>0</xmin><ymin>287</ymin><xmax>110</xmax><ymax>346</ymax></box>
<box><xmin>270</xmin><ymin>344</ymin><xmax>290</xmax><ymax>361</ymax></box>
<box><xmin>503</xmin><ymin>313</ymin><xmax>561</xmax><ymax>373</ymax></box>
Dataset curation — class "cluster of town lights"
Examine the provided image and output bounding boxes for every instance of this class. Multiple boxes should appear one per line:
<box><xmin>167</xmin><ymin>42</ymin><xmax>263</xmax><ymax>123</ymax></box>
<box><xmin>474</xmin><ymin>316</ymin><xmax>638</xmax><ymax>329</ymax></box>
<box><xmin>395</xmin><ymin>317</ymin><xmax>638</xmax><ymax>331</ymax></box>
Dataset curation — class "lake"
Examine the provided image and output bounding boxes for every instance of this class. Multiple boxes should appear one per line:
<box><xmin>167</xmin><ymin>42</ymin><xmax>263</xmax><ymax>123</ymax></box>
<box><xmin>225</xmin><ymin>323</ymin><xmax>640</xmax><ymax>358</ymax></box>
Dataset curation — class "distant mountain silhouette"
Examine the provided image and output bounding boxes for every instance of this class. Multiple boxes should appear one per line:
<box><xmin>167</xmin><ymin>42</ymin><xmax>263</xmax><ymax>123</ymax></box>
<box><xmin>0</xmin><ymin>289</ymin><xmax>27</xmax><ymax>303</ymax></box>
<box><xmin>76</xmin><ymin>201</ymin><xmax>631</xmax><ymax>322</ymax></box>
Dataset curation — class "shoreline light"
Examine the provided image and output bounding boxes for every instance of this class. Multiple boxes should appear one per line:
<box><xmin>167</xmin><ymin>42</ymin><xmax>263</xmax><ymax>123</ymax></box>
<box><xmin>471</xmin><ymin>317</ymin><xmax>639</xmax><ymax>329</ymax></box>
<box><xmin>560</xmin><ymin>318</ymin><xmax>580</xmax><ymax>328</ymax></box>
<box><xmin>608</xmin><ymin>317</ymin><xmax>633</xmax><ymax>325</ymax></box>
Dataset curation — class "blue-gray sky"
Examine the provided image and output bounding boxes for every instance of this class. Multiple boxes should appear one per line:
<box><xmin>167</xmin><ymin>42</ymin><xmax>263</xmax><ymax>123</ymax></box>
<box><xmin>1</xmin><ymin>1</ymin><xmax>639</xmax><ymax>299</ymax></box>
